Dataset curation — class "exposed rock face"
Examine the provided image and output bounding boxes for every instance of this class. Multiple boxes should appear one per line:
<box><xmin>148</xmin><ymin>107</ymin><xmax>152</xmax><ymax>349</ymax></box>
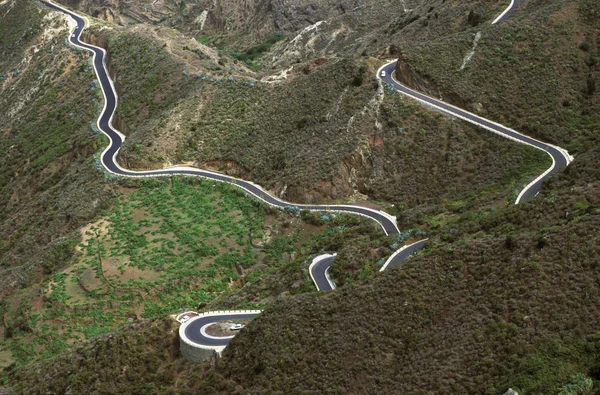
<box><xmin>395</xmin><ymin>53</ymin><xmax>427</xmax><ymax>91</ymax></box>
<box><xmin>395</xmin><ymin>52</ymin><xmax>467</xmax><ymax>109</ymax></box>
<box><xmin>269</xmin><ymin>0</ymin><xmax>337</xmax><ymax>32</ymax></box>
<box><xmin>62</xmin><ymin>0</ymin><xmax>179</xmax><ymax>24</ymax></box>
<box><xmin>61</xmin><ymin>0</ymin><xmax>512</xmax><ymax>61</ymax></box>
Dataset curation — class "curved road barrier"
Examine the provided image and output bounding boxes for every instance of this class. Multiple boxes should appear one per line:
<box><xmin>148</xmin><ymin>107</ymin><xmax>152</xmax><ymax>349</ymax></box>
<box><xmin>42</xmin><ymin>0</ymin><xmax>569</xmax><ymax>356</ymax></box>
<box><xmin>379</xmin><ymin>239</ymin><xmax>429</xmax><ymax>272</ymax></box>
<box><xmin>493</xmin><ymin>0</ymin><xmax>519</xmax><ymax>24</ymax></box>
<box><xmin>309</xmin><ymin>254</ymin><xmax>337</xmax><ymax>291</ymax></box>
<box><xmin>178</xmin><ymin>310</ymin><xmax>262</xmax><ymax>360</ymax></box>
<box><xmin>377</xmin><ymin>1</ymin><xmax>572</xmax><ymax>204</ymax></box>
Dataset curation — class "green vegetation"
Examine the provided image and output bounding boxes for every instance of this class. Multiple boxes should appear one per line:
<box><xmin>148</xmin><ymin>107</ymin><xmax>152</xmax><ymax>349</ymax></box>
<box><xmin>7</xmin><ymin>317</ymin><xmax>194</xmax><ymax>394</ymax></box>
<box><xmin>14</xmin><ymin>171</ymin><xmax>598</xmax><ymax>393</ymax></box>
<box><xmin>0</xmin><ymin>0</ymin><xmax>43</xmax><ymax>72</ymax></box>
<box><xmin>2</xmin><ymin>177</ymin><xmax>271</xmax><ymax>364</ymax></box>
<box><xmin>1</xmin><ymin>174</ymin><xmax>396</xmax><ymax>369</ymax></box>
<box><xmin>105</xmin><ymin>31</ymin><xmax>193</xmax><ymax>125</ymax></box>
<box><xmin>231</xmin><ymin>34</ymin><xmax>286</xmax><ymax>70</ymax></box>
<box><xmin>366</xmin><ymin>88</ymin><xmax>551</xmax><ymax>206</ymax></box>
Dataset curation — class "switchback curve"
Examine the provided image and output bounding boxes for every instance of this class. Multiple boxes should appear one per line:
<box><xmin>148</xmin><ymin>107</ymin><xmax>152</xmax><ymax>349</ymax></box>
<box><xmin>309</xmin><ymin>254</ymin><xmax>337</xmax><ymax>291</ymax></box>
<box><xmin>378</xmin><ymin>62</ymin><xmax>572</xmax><ymax>204</ymax></box>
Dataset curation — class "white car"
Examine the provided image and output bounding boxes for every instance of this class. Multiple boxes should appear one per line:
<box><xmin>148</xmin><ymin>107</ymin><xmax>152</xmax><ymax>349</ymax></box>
<box><xmin>381</xmin><ymin>70</ymin><xmax>386</xmax><ymax>77</ymax></box>
<box><xmin>181</xmin><ymin>315</ymin><xmax>190</xmax><ymax>323</ymax></box>
<box><xmin>231</xmin><ymin>324</ymin><xmax>245</xmax><ymax>331</ymax></box>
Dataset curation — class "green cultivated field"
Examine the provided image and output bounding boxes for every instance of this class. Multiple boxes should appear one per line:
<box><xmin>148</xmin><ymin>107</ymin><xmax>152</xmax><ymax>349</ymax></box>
<box><xmin>2</xmin><ymin>177</ymin><xmax>299</xmax><ymax>364</ymax></box>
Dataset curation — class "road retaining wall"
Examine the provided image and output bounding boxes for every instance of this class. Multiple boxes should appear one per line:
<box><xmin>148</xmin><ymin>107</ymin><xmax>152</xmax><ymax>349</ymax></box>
<box><xmin>178</xmin><ymin>310</ymin><xmax>262</xmax><ymax>361</ymax></box>
<box><xmin>179</xmin><ymin>338</ymin><xmax>218</xmax><ymax>362</ymax></box>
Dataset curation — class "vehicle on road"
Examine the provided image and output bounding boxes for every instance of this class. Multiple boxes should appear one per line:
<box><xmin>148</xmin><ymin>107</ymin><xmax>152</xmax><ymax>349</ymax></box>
<box><xmin>231</xmin><ymin>324</ymin><xmax>245</xmax><ymax>331</ymax></box>
<box><xmin>181</xmin><ymin>315</ymin><xmax>190</xmax><ymax>323</ymax></box>
<box><xmin>381</xmin><ymin>70</ymin><xmax>386</xmax><ymax>77</ymax></box>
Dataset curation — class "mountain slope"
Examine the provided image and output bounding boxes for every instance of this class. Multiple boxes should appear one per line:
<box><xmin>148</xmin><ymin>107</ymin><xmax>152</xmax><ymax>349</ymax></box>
<box><xmin>209</xmin><ymin>144</ymin><xmax>600</xmax><ymax>393</ymax></box>
<box><xmin>1</xmin><ymin>0</ymin><xmax>599</xmax><ymax>393</ymax></box>
<box><xmin>0</xmin><ymin>0</ymin><xmax>112</xmax><ymax>294</ymax></box>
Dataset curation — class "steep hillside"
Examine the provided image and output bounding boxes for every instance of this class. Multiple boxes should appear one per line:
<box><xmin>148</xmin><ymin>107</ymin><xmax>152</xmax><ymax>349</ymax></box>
<box><xmin>0</xmin><ymin>1</ymin><xmax>112</xmax><ymax>294</ymax></box>
<box><xmin>7</xmin><ymin>151</ymin><xmax>600</xmax><ymax>393</ymax></box>
<box><xmin>205</xmin><ymin>148</ymin><xmax>600</xmax><ymax>394</ymax></box>
<box><xmin>69</xmin><ymin>0</ymin><xmax>549</xmax><ymax>209</ymax></box>
<box><xmin>6</xmin><ymin>317</ymin><xmax>197</xmax><ymax>394</ymax></box>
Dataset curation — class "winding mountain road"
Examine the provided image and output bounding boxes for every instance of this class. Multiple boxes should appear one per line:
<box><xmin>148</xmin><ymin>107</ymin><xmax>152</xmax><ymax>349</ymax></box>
<box><xmin>42</xmin><ymin>0</ymin><xmax>400</xmax><ymax>237</ymax></box>
<box><xmin>378</xmin><ymin>61</ymin><xmax>572</xmax><ymax>204</ymax></box>
<box><xmin>42</xmin><ymin>0</ymin><xmax>571</xmax><ymax>353</ymax></box>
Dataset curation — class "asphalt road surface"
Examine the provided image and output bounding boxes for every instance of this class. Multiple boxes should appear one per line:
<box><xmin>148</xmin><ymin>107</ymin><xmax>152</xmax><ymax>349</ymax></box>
<box><xmin>309</xmin><ymin>255</ymin><xmax>336</xmax><ymax>291</ymax></box>
<box><xmin>380</xmin><ymin>239</ymin><xmax>429</xmax><ymax>272</ymax></box>
<box><xmin>183</xmin><ymin>313</ymin><xmax>260</xmax><ymax>347</ymax></box>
